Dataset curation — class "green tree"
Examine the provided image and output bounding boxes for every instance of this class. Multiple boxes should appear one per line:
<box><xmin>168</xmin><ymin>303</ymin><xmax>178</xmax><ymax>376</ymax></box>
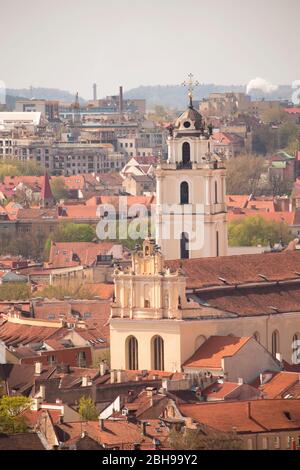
<box><xmin>228</xmin><ymin>215</ymin><xmax>293</xmax><ymax>247</ymax></box>
<box><xmin>51</xmin><ymin>177</ymin><xmax>70</xmax><ymax>202</ymax></box>
<box><xmin>278</xmin><ymin>122</ymin><xmax>300</xmax><ymax>151</ymax></box>
<box><xmin>45</xmin><ymin>222</ymin><xmax>95</xmax><ymax>257</ymax></box>
<box><xmin>0</xmin><ymin>283</ymin><xmax>30</xmax><ymax>301</ymax></box>
<box><xmin>226</xmin><ymin>155</ymin><xmax>266</xmax><ymax>195</ymax></box>
<box><xmin>78</xmin><ymin>396</ymin><xmax>98</xmax><ymax>421</ymax></box>
<box><xmin>0</xmin><ymin>396</ymin><xmax>31</xmax><ymax>434</ymax></box>
<box><xmin>169</xmin><ymin>428</ymin><xmax>243</xmax><ymax>450</ymax></box>
<box><xmin>252</xmin><ymin>126</ymin><xmax>278</xmax><ymax>155</ymax></box>
<box><xmin>0</xmin><ymin>160</ymin><xmax>44</xmax><ymax>182</ymax></box>
<box><xmin>38</xmin><ymin>281</ymin><xmax>95</xmax><ymax>300</ymax></box>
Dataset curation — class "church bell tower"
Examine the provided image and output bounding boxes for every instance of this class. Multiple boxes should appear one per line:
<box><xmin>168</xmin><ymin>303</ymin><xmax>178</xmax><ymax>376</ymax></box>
<box><xmin>156</xmin><ymin>77</ymin><xmax>228</xmax><ymax>260</ymax></box>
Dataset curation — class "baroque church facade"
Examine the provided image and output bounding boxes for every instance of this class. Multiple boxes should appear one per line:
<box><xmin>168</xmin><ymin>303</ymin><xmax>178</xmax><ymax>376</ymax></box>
<box><xmin>110</xmin><ymin>99</ymin><xmax>300</xmax><ymax>373</ymax></box>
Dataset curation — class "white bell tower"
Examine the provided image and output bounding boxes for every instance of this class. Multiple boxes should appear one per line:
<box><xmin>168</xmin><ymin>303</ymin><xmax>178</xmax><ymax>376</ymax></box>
<box><xmin>156</xmin><ymin>83</ymin><xmax>228</xmax><ymax>260</ymax></box>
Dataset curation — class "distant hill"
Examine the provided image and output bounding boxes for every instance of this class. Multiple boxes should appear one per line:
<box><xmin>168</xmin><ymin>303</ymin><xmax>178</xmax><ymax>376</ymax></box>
<box><xmin>124</xmin><ymin>84</ymin><xmax>293</xmax><ymax>110</ymax></box>
<box><xmin>6</xmin><ymin>87</ymin><xmax>85</xmax><ymax>104</ymax></box>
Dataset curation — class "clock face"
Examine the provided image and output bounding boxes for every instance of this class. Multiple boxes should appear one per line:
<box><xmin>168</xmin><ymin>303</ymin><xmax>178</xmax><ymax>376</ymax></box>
<box><xmin>183</xmin><ymin>121</ymin><xmax>191</xmax><ymax>128</ymax></box>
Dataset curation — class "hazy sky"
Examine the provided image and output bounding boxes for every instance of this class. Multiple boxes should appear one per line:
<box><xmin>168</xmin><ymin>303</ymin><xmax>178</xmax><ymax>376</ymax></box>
<box><xmin>1</xmin><ymin>0</ymin><xmax>299</xmax><ymax>98</ymax></box>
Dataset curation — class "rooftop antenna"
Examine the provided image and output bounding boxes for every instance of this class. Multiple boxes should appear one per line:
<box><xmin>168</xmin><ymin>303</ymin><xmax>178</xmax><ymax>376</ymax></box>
<box><xmin>181</xmin><ymin>73</ymin><xmax>199</xmax><ymax>108</ymax></box>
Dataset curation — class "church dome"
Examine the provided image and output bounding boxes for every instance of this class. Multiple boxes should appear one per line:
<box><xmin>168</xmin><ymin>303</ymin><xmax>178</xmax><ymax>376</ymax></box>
<box><xmin>175</xmin><ymin>105</ymin><xmax>203</xmax><ymax>130</ymax></box>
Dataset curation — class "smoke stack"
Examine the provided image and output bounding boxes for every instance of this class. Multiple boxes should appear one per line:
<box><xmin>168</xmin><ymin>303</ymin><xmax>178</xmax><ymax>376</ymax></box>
<box><xmin>93</xmin><ymin>83</ymin><xmax>97</xmax><ymax>101</ymax></box>
<box><xmin>119</xmin><ymin>85</ymin><xmax>123</xmax><ymax>122</ymax></box>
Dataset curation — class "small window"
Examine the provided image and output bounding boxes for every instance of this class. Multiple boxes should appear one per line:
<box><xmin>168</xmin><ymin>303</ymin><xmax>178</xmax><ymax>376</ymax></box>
<box><xmin>183</xmin><ymin>121</ymin><xmax>191</xmax><ymax>128</ymax></box>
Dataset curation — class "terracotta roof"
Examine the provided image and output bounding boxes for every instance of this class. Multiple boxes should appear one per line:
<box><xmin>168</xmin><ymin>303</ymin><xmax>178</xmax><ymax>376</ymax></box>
<box><xmin>183</xmin><ymin>336</ymin><xmax>251</xmax><ymax>369</ymax></box>
<box><xmin>166</xmin><ymin>251</ymin><xmax>300</xmax><ymax>289</ymax></box>
<box><xmin>0</xmin><ymin>432</ymin><xmax>46</xmax><ymax>450</ymax></box>
<box><xmin>226</xmin><ymin>195</ymin><xmax>249</xmax><ymax>209</ymax></box>
<box><xmin>16</xmin><ymin>208</ymin><xmax>57</xmax><ymax>221</ymax></box>
<box><xmin>259</xmin><ymin>372</ymin><xmax>300</xmax><ymax>399</ymax></box>
<box><xmin>85</xmin><ymin>283</ymin><xmax>114</xmax><ymax>299</ymax></box>
<box><xmin>228</xmin><ymin>210</ymin><xmax>294</xmax><ymax>225</ymax></box>
<box><xmin>48</xmin><ymin>241</ymin><xmax>119</xmax><ymax>268</ymax></box>
<box><xmin>55</xmin><ymin>419</ymin><xmax>167</xmax><ymax>449</ymax></box>
<box><xmin>179</xmin><ymin>399</ymin><xmax>300</xmax><ymax>433</ymax></box>
<box><xmin>192</xmin><ymin>281</ymin><xmax>300</xmax><ymax>316</ymax></box>
<box><xmin>202</xmin><ymin>381</ymin><xmax>241</xmax><ymax>400</ymax></box>
<box><xmin>0</xmin><ymin>321</ymin><xmax>60</xmax><ymax>347</ymax></box>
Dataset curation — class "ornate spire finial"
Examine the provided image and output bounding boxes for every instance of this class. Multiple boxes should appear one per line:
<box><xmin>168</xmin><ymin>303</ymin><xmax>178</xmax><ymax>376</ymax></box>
<box><xmin>181</xmin><ymin>73</ymin><xmax>199</xmax><ymax>108</ymax></box>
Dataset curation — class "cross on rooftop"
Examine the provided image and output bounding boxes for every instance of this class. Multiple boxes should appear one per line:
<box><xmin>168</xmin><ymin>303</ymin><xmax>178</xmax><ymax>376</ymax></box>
<box><xmin>181</xmin><ymin>73</ymin><xmax>200</xmax><ymax>108</ymax></box>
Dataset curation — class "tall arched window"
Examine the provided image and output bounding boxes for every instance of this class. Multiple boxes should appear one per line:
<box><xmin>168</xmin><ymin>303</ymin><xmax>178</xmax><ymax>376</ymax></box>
<box><xmin>152</xmin><ymin>335</ymin><xmax>164</xmax><ymax>370</ymax></box>
<box><xmin>272</xmin><ymin>330</ymin><xmax>279</xmax><ymax>357</ymax></box>
<box><xmin>214</xmin><ymin>181</ymin><xmax>218</xmax><ymax>203</ymax></box>
<box><xmin>126</xmin><ymin>336</ymin><xmax>138</xmax><ymax>370</ymax></box>
<box><xmin>182</xmin><ymin>142</ymin><xmax>190</xmax><ymax>165</ymax></box>
<box><xmin>180</xmin><ymin>181</ymin><xmax>189</xmax><ymax>204</ymax></box>
<box><xmin>180</xmin><ymin>232</ymin><xmax>189</xmax><ymax>259</ymax></box>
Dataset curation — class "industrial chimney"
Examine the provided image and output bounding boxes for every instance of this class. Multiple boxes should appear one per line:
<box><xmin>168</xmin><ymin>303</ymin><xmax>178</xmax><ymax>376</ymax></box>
<box><xmin>93</xmin><ymin>83</ymin><xmax>97</xmax><ymax>101</ymax></box>
<box><xmin>119</xmin><ymin>85</ymin><xmax>123</xmax><ymax>122</ymax></box>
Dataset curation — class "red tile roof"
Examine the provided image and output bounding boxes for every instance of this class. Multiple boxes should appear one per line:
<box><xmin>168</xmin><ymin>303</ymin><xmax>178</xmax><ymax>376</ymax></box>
<box><xmin>166</xmin><ymin>251</ymin><xmax>300</xmax><ymax>289</ymax></box>
<box><xmin>179</xmin><ymin>399</ymin><xmax>300</xmax><ymax>433</ymax></box>
<box><xmin>48</xmin><ymin>241</ymin><xmax>119</xmax><ymax>268</ymax></box>
<box><xmin>56</xmin><ymin>419</ymin><xmax>168</xmax><ymax>449</ymax></box>
<box><xmin>193</xmin><ymin>282</ymin><xmax>300</xmax><ymax>316</ymax></box>
<box><xmin>259</xmin><ymin>372</ymin><xmax>300</xmax><ymax>399</ymax></box>
<box><xmin>183</xmin><ymin>336</ymin><xmax>251</xmax><ymax>369</ymax></box>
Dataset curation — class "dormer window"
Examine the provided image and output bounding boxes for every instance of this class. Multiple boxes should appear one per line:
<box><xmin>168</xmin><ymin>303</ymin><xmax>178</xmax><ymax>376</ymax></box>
<box><xmin>183</xmin><ymin>121</ymin><xmax>191</xmax><ymax>128</ymax></box>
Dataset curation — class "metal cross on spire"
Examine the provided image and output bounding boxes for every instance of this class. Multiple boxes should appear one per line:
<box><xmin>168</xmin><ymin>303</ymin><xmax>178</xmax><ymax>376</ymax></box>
<box><xmin>181</xmin><ymin>73</ymin><xmax>199</xmax><ymax>108</ymax></box>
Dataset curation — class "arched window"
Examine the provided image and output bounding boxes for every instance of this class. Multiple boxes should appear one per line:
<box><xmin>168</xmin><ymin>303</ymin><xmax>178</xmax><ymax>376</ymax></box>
<box><xmin>152</xmin><ymin>335</ymin><xmax>164</xmax><ymax>371</ymax></box>
<box><xmin>214</xmin><ymin>181</ymin><xmax>218</xmax><ymax>203</ymax></box>
<box><xmin>253</xmin><ymin>331</ymin><xmax>260</xmax><ymax>343</ymax></box>
<box><xmin>126</xmin><ymin>336</ymin><xmax>138</xmax><ymax>370</ymax></box>
<box><xmin>272</xmin><ymin>330</ymin><xmax>279</xmax><ymax>357</ymax></box>
<box><xmin>180</xmin><ymin>232</ymin><xmax>189</xmax><ymax>259</ymax></box>
<box><xmin>182</xmin><ymin>142</ymin><xmax>190</xmax><ymax>165</ymax></box>
<box><xmin>144</xmin><ymin>284</ymin><xmax>150</xmax><ymax>308</ymax></box>
<box><xmin>180</xmin><ymin>181</ymin><xmax>189</xmax><ymax>204</ymax></box>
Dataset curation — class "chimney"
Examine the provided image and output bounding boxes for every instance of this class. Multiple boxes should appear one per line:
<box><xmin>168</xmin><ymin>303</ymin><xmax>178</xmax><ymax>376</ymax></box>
<box><xmin>82</xmin><ymin>376</ymin><xmax>89</xmax><ymax>387</ymax></box>
<box><xmin>31</xmin><ymin>397</ymin><xmax>43</xmax><ymax>411</ymax></box>
<box><xmin>238</xmin><ymin>377</ymin><xmax>244</xmax><ymax>385</ymax></box>
<box><xmin>99</xmin><ymin>419</ymin><xmax>105</xmax><ymax>431</ymax></box>
<box><xmin>110</xmin><ymin>370</ymin><xmax>117</xmax><ymax>384</ymax></box>
<box><xmin>93</xmin><ymin>83</ymin><xmax>97</xmax><ymax>101</ymax></box>
<box><xmin>119</xmin><ymin>86</ymin><xmax>123</xmax><ymax>122</ymax></box>
<box><xmin>117</xmin><ymin>370</ymin><xmax>122</xmax><ymax>384</ymax></box>
<box><xmin>276</xmin><ymin>352</ymin><xmax>283</xmax><ymax>364</ymax></box>
<box><xmin>146</xmin><ymin>387</ymin><xmax>155</xmax><ymax>397</ymax></box>
<box><xmin>247</xmin><ymin>402</ymin><xmax>251</xmax><ymax>418</ymax></box>
<box><xmin>260</xmin><ymin>373</ymin><xmax>264</xmax><ymax>385</ymax></box>
<box><xmin>99</xmin><ymin>362</ymin><xmax>107</xmax><ymax>376</ymax></box>
<box><xmin>35</xmin><ymin>362</ymin><xmax>43</xmax><ymax>375</ymax></box>
<box><xmin>39</xmin><ymin>384</ymin><xmax>46</xmax><ymax>400</ymax></box>
<box><xmin>141</xmin><ymin>421</ymin><xmax>147</xmax><ymax>436</ymax></box>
